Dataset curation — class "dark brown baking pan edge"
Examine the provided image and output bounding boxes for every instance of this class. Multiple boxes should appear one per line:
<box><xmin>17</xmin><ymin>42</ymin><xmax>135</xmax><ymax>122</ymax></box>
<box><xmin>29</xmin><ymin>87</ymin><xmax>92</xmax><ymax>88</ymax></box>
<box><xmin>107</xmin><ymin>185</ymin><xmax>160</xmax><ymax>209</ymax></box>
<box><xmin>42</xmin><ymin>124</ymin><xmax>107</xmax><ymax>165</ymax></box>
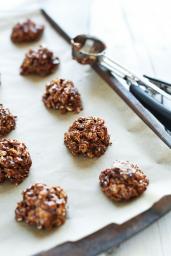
<box><xmin>35</xmin><ymin>9</ymin><xmax>171</xmax><ymax>256</ymax></box>
<box><xmin>35</xmin><ymin>195</ymin><xmax>171</xmax><ymax>256</ymax></box>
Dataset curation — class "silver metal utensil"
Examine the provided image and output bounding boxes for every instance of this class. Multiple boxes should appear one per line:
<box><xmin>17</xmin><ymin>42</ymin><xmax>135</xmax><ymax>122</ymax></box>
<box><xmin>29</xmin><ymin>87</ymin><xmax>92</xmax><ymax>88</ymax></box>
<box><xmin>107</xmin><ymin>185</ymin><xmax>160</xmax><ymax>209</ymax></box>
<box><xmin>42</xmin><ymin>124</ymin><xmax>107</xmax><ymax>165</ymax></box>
<box><xmin>71</xmin><ymin>34</ymin><xmax>171</xmax><ymax>101</ymax></box>
<box><xmin>71</xmin><ymin>34</ymin><xmax>171</xmax><ymax>131</ymax></box>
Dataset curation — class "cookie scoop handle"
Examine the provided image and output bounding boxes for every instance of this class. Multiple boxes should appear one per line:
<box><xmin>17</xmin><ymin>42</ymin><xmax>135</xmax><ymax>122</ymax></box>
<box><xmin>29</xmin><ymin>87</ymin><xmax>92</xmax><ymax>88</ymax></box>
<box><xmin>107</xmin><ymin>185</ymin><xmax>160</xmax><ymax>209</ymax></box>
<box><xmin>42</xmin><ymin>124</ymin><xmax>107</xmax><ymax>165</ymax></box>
<box><xmin>130</xmin><ymin>84</ymin><xmax>171</xmax><ymax>131</ymax></box>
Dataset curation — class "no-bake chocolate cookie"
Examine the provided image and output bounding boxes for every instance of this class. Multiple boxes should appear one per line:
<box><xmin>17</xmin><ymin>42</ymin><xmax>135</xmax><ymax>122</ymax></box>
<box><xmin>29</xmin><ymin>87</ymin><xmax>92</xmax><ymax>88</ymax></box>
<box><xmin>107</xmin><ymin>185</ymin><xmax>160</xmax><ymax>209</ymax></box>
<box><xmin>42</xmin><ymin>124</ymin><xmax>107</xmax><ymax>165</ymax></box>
<box><xmin>20</xmin><ymin>46</ymin><xmax>59</xmax><ymax>76</ymax></box>
<box><xmin>64</xmin><ymin>117</ymin><xmax>111</xmax><ymax>158</ymax></box>
<box><xmin>15</xmin><ymin>183</ymin><xmax>67</xmax><ymax>230</ymax></box>
<box><xmin>11</xmin><ymin>19</ymin><xmax>44</xmax><ymax>43</ymax></box>
<box><xmin>0</xmin><ymin>104</ymin><xmax>16</xmax><ymax>136</ymax></box>
<box><xmin>43</xmin><ymin>79</ymin><xmax>83</xmax><ymax>114</ymax></box>
<box><xmin>0</xmin><ymin>138</ymin><xmax>32</xmax><ymax>185</ymax></box>
<box><xmin>99</xmin><ymin>161</ymin><xmax>149</xmax><ymax>202</ymax></box>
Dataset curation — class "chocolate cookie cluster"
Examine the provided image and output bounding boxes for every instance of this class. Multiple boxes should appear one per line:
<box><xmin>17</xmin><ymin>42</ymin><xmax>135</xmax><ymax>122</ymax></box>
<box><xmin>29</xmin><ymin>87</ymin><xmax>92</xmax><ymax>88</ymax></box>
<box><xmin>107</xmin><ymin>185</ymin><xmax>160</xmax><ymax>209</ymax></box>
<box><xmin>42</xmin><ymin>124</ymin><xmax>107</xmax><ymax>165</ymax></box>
<box><xmin>0</xmin><ymin>138</ymin><xmax>32</xmax><ymax>185</ymax></box>
<box><xmin>64</xmin><ymin>117</ymin><xmax>111</xmax><ymax>158</ymax></box>
<box><xmin>15</xmin><ymin>183</ymin><xmax>67</xmax><ymax>229</ymax></box>
<box><xmin>20</xmin><ymin>46</ymin><xmax>59</xmax><ymax>76</ymax></box>
<box><xmin>11</xmin><ymin>19</ymin><xmax>44</xmax><ymax>43</ymax></box>
<box><xmin>99</xmin><ymin>161</ymin><xmax>149</xmax><ymax>202</ymax></box>
<box><xmin>43</xmin><ymin>79</ymin><xmax>83</xmax><ymax>114</ymax></box>
<box><xmin>0</xmin><ymin>104</ymin><xmax>16</xmax><ymax>136</ymax></box>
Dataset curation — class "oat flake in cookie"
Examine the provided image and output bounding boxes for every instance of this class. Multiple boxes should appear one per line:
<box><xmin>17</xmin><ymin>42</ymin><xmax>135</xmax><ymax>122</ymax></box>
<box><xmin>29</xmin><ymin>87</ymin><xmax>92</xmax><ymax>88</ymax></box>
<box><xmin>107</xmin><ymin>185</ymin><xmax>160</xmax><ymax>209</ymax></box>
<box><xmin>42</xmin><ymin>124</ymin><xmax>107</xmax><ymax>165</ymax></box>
<box><xmin>0</xmin><ymin>104</ymin><xmax>16</xmax><ymax>136</ymax></box>
<box><xmin>43</xmin><ymin>79</ymin><xmax>83</xmax><ymax>114</ymax></box>
<box><xmin>15</xmin><ymin>183</ymin><xmax>67</xmax><ymax>230</ymax></box>
<box><xmin>0</xmin><ymin>138</ymin><xmax>32</xmax><ymax>185</ymax></box>
<box><xmin>11</xmin><ymin>19</ymin><xmax>44</xmax><ymax>43</ymax></box>
<box><xmin>64</xmin><ymin>117</ymin><xmax>111</xmax><ymax>158</ymax></box>
<box><xmin>20</xmin><ymin>46</ymin><xmax>60</xmax><ymax>76</ymax></box>
<box><xmin>99</xmin><ymin>161</ymin><xmax>149</xmax><ymax>202</ymax></box>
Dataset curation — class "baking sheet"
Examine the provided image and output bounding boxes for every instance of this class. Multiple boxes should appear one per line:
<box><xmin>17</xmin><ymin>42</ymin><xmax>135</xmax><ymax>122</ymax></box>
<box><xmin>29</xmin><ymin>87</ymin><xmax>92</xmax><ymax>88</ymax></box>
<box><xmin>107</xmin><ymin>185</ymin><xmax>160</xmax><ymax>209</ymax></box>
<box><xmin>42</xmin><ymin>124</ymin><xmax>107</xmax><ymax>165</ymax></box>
<box><xmin>0</xmin><ymin>10</ymin><xmax>171</xmax><ymax>256</ymax></box>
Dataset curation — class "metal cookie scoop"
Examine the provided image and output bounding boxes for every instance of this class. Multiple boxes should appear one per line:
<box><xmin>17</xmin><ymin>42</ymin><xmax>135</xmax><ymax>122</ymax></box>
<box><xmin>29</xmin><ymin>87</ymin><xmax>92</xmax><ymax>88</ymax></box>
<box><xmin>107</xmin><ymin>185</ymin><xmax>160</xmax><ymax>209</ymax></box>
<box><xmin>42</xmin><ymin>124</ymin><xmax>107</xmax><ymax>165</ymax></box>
<box><xmin>71</xmin><ymin>34</ymin><xmax>106</xmax><ymax>65</ymax></box>
<box><xmin>71</xmin><ymin>34</ymin><xmax>171</xmax><ymax>100</ymax></box>
<box><xmin>71</xmin><ymin>34</ymin><xmax>171</xmax><ymax>131</ymax></box>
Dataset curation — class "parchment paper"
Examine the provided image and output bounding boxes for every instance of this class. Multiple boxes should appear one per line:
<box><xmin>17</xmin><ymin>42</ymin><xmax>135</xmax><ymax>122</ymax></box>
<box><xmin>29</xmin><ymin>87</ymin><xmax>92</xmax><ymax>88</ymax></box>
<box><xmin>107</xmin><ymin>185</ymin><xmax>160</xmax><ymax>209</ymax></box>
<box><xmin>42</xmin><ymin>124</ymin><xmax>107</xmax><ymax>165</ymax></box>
<box><xmin>0</xmin><ymin>10</ymin><xmax>171</xmax><ymax>256</ymax></box>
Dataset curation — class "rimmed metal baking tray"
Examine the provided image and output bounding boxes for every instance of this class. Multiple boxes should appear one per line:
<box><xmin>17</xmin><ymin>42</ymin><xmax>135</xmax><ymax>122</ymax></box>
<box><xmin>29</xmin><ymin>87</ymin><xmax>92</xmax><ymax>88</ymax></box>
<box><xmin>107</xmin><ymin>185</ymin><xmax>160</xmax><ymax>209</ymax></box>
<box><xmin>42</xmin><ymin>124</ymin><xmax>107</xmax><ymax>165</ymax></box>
<box><xmin>32</xmin><ymin>9</ymin><xmax>171</xmax><ymax>256</ymax></box>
